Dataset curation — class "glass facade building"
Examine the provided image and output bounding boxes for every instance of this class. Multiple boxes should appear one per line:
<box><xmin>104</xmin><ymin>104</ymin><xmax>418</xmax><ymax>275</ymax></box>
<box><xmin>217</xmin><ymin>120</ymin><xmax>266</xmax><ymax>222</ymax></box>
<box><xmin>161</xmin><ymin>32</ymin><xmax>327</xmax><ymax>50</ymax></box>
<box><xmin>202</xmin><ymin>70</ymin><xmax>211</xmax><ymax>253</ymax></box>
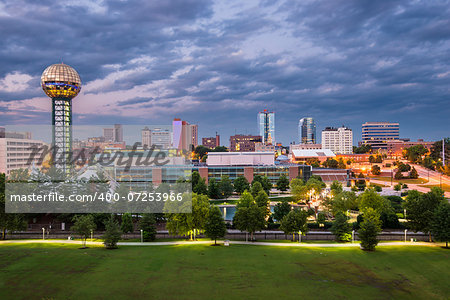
<box><xmin>299</xmin><ymin>117</ymin><xmax>316</xmax><ymax>144</ymax></box>
<box><xmin>362</xmin><ymin>122</ymin><xmax>399</xmax><ymax>149</ymax></box>
<box><xmin>258</xmin><ymin>110</ymin><xmax>275</xmax><ymax>145</ymax></box>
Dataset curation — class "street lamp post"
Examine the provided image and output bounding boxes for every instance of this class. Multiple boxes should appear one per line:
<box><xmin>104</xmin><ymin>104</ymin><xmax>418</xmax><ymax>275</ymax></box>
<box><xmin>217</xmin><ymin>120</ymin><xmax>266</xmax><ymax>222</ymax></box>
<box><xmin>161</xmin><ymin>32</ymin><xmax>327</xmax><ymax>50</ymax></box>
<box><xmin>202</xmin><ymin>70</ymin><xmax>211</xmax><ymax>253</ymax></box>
<box><xmin>140</xmin><ymin>229</ymin><xmax>143</xmax><ymax>243</ymax></box>
<box><xmin>42</xmin><ymin>228</ymin><xmax>45</xmax><ymax>240</ymax></box>
<box><xmin>404</xmin><ymin>229</ymin><xmax>407</xmax><ymax>242</ymax></box>
<box><xmin>352</xmin><ymin>230</ymin><xmax>355</xmax><ymax>243</ymax></box>
<box><xmin>299</xmin><ymin>231</ymin><xmax>302</xmax><ymax>243</ymax></box>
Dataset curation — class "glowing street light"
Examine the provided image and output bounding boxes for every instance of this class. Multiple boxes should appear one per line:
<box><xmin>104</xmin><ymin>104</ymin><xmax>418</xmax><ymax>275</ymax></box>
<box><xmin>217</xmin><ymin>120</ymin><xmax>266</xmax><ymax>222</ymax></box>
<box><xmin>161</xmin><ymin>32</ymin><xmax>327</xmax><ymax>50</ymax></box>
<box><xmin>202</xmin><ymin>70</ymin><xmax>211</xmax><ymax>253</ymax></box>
<box><xmin>140</xmin><ymin>229</ymin><xmax>143</xmax><ymax>243</ymax></box>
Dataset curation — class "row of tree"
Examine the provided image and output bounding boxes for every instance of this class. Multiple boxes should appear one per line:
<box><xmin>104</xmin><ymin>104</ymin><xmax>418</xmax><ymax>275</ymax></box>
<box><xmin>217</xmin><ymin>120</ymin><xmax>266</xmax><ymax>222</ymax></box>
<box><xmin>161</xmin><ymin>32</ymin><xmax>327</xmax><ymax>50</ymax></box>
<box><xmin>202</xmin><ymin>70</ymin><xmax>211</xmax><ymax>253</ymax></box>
<box><xmin>191</xmin><ymin>171</ymin><xmax>290</xmax><ymax>199</ymax></box>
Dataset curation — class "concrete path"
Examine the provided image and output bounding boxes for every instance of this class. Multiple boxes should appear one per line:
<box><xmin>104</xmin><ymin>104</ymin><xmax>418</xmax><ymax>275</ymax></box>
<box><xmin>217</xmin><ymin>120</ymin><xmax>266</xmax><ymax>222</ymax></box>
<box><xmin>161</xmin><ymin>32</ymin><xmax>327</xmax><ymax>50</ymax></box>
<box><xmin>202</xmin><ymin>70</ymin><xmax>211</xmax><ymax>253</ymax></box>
<box><xmin>0</xmin><ymin>239</ymin><xmax>438</xmax><ymax>248</ymax></box>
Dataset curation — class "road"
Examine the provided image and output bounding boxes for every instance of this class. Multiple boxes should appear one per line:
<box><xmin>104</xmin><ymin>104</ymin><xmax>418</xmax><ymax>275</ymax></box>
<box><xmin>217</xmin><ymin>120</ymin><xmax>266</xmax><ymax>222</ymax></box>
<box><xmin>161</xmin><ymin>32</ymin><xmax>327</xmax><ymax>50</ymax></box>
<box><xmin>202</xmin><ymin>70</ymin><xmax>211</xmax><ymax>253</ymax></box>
<box><xmin>412</xmin><ymin>164</ymin><xmax>450</xmax><ymax>187</ymax></box>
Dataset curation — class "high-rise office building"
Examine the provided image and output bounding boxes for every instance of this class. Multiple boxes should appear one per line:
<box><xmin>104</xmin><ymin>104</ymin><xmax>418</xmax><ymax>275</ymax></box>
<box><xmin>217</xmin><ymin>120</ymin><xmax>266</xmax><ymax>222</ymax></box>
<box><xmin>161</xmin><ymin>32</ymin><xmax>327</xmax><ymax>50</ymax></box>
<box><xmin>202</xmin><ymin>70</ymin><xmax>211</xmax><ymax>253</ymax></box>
<box><xmin>258</xmin><ymin>110</ymin><xmax>275</xmax><ymax>145</ymax></box>
<box><xmin>0</xmin><ymin>129</ymin><xmax>46</xmax><ymax>175</ymax></box>
<box><xmin>114</xmin><ymin>124</ymin><xmax>123</xmax><ymax>143</ymax></box>
<box><xmin>172</xmin><ymin>119</ymin><xmax>198</xmax><ymax>151</ymax></box>
<box><xmin>299</xmin><ymin>117</ymin><xmax>316</xmax><ymax>144</ymax></box>
<box><xmin>151</xmin><ymin>128</ymin><xmax>172</xmax><ymax>149</ymax></box>
<box><xmin>322</xmin><ymin>126</ymin><xmax>353</xmax><ymax>154</ymax></box>
<box><xmin>362</xmin><ymin>122</ymin><xmax>399</xmax><ymax>149</ymax></box>
<box><xmin>229</xmin><ymin>134</ymin><xmax>262</xmax><ymax>152</ymax></box>
<box><xmin>142</xmin><ymin>127</ymin><xmax>151</xmax><ymax>147</ymax></box>
<box><xmin>103</xmin><ymin>128</ymin><xmax>115</xmax><ymax>142</ymax></box>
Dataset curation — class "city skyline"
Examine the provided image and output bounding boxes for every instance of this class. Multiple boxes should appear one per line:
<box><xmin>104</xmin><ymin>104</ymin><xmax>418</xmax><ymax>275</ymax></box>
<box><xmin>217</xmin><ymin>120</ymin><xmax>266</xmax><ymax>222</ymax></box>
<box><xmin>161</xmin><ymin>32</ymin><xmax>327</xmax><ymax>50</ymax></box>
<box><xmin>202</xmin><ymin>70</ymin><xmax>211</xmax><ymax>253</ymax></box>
<box><xmin>0</xmin><ymin>1</ymin><xmax>449</xmax><ymax>145</ymax></box>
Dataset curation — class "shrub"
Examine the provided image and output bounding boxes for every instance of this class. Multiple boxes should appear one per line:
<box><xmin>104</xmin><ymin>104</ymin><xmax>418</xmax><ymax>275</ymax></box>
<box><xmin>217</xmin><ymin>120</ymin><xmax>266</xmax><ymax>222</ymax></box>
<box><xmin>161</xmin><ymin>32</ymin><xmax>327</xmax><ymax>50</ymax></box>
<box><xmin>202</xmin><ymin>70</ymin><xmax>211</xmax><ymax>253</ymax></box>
<box><xmin>330</xmin><ymin>212</ymin><xmax>352</xmax><ymax>242</ymax></box>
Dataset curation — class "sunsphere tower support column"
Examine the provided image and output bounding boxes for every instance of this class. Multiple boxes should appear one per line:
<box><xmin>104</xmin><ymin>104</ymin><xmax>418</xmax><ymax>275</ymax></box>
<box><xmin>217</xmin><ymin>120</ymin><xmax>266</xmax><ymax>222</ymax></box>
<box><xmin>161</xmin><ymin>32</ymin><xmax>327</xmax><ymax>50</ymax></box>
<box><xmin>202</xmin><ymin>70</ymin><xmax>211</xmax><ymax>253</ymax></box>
<box><xmin>41</xmin><ymin>63</ymin><xmax>82</xmax><ymax>174</ymax></box>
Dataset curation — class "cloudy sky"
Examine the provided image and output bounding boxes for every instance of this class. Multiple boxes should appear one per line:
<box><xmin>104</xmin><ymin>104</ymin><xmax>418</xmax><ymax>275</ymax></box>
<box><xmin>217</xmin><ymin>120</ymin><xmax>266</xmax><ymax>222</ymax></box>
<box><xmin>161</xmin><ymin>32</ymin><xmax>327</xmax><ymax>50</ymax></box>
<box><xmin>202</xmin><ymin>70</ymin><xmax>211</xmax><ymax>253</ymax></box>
<box><xmin>0</xmin><ymin>0</ymin><xmax>449</xmax><ymax>145</ymax></box>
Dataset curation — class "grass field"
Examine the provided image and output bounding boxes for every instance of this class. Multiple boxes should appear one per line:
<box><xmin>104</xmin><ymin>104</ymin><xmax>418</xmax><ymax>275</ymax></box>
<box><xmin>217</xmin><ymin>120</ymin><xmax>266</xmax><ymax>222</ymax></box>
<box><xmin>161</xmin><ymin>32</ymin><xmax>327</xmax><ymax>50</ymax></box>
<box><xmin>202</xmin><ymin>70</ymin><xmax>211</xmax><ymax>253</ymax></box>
<box><xmin>0</xmin><ymin>243</ymin><xmax>448</xmax><ymax>299</ymax></box>
<box><xmin>371</xmin><ymin>177</ymin><xmax>429</xmax><ymax>184</ymax></box>
<box><xmin>419</xmin><ymin>184</ymin><xmax>450</xmax><ymax>192</ymax></box>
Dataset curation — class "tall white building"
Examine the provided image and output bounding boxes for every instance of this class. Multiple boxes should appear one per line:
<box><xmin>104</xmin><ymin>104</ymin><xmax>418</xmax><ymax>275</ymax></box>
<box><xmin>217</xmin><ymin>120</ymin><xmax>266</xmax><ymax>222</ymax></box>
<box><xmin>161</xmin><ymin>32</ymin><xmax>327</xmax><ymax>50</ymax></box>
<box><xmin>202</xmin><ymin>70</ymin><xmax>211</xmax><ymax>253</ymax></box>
<box><xmin>141</xmin><ymin>127</ymin><xmax>172</xmax><ymax>149</ymax></box>
<box><xmin>151</xmin><ymin>128</ymin><xmax>172</xmax><ymax>149</ymax></box>
<box><xmin>0</xmin><ymin>128</ymin><xmax>47</xmax><ymax>175</ymax></box>
<box><xmin>321</xmin><ymin>126</ymin><xmax>353</xmax><ymax>154</ymax></box>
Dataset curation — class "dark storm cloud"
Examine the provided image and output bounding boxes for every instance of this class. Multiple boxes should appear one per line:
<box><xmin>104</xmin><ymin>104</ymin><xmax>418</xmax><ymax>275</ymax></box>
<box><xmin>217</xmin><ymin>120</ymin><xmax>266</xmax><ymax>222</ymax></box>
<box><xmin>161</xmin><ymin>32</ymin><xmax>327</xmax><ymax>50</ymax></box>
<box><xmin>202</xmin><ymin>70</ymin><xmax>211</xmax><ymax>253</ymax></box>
<box><xmin>0</xmin><ymin>0</ymin><xmax>449</xmax><ymax>143</ymax></box>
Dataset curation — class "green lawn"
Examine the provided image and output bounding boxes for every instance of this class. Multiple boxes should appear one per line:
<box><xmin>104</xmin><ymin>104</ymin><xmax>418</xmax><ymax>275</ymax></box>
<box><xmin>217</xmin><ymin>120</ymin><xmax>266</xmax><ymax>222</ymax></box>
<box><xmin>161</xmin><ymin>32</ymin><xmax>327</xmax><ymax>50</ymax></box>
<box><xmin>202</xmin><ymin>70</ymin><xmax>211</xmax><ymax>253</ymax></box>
<box><xmin>419</xmin><ymin>184</ymin><xmax>450</xmax><ymax>192</ymax></box>
<box><xmin>371</xmin><ymin>177</ymin><xmax>429</xmax><ymax>184</ymax></box>
<box><xmin>0</xmin><ymin>243</ymin><xmax>448</xmax><ymax>299</ymax></box>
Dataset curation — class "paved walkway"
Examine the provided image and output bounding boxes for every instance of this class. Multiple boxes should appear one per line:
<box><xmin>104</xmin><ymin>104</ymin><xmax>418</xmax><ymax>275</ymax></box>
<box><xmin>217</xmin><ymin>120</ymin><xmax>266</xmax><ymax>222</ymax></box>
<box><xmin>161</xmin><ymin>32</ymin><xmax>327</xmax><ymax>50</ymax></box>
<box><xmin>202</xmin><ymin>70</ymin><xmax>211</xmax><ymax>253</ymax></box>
<box><xmin>0</xmin><ymin>239</ymin><xmax>438</xmax><ymax>248</ymax></box>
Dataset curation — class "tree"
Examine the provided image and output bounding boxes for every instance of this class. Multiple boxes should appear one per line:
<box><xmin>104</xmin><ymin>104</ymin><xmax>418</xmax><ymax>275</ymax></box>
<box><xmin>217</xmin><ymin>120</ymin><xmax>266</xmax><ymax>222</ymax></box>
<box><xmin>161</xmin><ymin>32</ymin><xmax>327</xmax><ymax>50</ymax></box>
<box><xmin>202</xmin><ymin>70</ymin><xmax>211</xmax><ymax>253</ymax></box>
<box><xmin>219</xmin><ymin>175</ymin><xmax>234</xmax><ymax>199</ymax></box>
<box><xmin>323</xmin><ymin>158</ymin><xmax>338</xmax><ymax>169</ymax></box>
<box><xmin>252</xmin><ymin>175</ymin><xmax>272</xmax><ymax>195</ymax></box>
<box><xmin>276</xmin><ymin>174</ymin><xmax>289</xmax><ymax>192</ymax></box>
<box><xmin>191</xmin><ymin>171</ymin><xmax>201</xmax><ymax>188</ymax></box>
<box><xmin>290</xmin><ymin>178</ymin><xmax>307</xmax><ymax>203</ymax></box>
<box><xmin>255</xmin><ymin>190</ymin><xmax>270</xmax><ymax>218</ymax></box>
<box><xmin>337</xmin><ymin>158</ymin><xmax>346</xmax><ymax>169</ymax></box>
<box><xmin>71</xmin><ymin>214</ymin><xmax>97</xmax><ymax>248</ymax></box>
<box><xmin>273</xmin><ymin>200</ymin><xmax>291</xmax><ymax>222</ymax></box>
<box><xmin>330</xmin><ymin>212</ymin><xmax>352</xmax><ymax>242</ymax></box>
<box><xmin>0</xmin><ymin>193</ymin><xmax>27</xmax><ymax>240</ymax></box>
<box><xmin>405</xmin><ymin>145</ymin><xmax>428</xmax><ymax>163</ymax></box>
<box><xmin>373</xmin><ymin>185</ymin><xmax>382</xmax><ymax>192</ymax></box>
<box><xmin>409</xmin><ymin>167</ymin><xmax>418</xmax><ymax>179</ymax></box>
<box><xmin>165</xmin><ymin>193</ymin><xmax>209</xmax><ymax>240</ymax></box>
<box><xmin>233</xmin><ymin>176</ymin><xmax>250</xmax><ymax>194</ymax></box>
<box><xmin>103</xmin><ymin>215</ymin><xmax>122</xmax><ymax>249</ymax></box>
<box><xmin>330</xmin><ymin>191</ymin><xmax>357</xmax><ymax>215</ymax></box>
<box><xmin>330</xmin><ymin>180</ymin><xmax>343</xmax><ymax>196</ymax></box>
<box><xmin>394</xmin><ymin>169</ymin><xmax>403</xmax><ymax>180</ymax></box>
<box><xmin>429</xmin><ymin>138</ymin><xmax>449</xmax><ymax>162</ymax></box>
<box><xmin>280</xmin><ymin>208</ymin><xmax>308</xmax><ymax>241</ymax></box>
<box><xmin>397</xmin><ymin>162</ymin><xmax>411</xmax><ymax>172</ymax></box>
<box><xmin>208</xmin><ymin>178</ymin><xmax>221</xmax><ymax>199</ymax></box>
<box><xmin>250</xmin><ymin>181</ymin><xmax>263</xmax><ymax>198</ymax></box>
<box><xmin>404</xmin><ymin>188</ymin><xmax>445</xmax><ymax>241</ymax></box>
<box><xmin>204</xmin><ymin>206</ymin><xmax>227</xmax><ymax>245</ymax></box>
<box><xmin>379</xmin><ymin>211</ymin><xmax>400</xmax><ymax>229</ymax></box>
<box><xmin>193</xmin><ymin>177</ymin><xmax>208</xmax><ymax>195</ymax></box>
<box><xmin>431</xmin><ymin>202</ymin><xmax>450</xmax><ymax>248</ymax></box>
<box><xmin>317</xmin><ymin>213</ymin><xmax>326</xmax><ymax>227</ymax></box>
<box><xmin>121</xmin><ymin>213</ymin><xmax>134</xmax><ymax>234</ymax></box>
<box><xmin>353</xmin><ymin>144</ymin><xmax>372</xmax><ymax>154</ymax></box>
<box><xmin>212</xmin><ymin>146</ymin><xmax>228</xmax><ymax>152</ymax></box>
<box><xmin>422</xmin><ymin>156</ymin><xmax>435</xmax><ymax>170</ymax></box>
<box><xmin>194</xmin><ymin>145</ymin><xmax>210</xmax><ymax>159</ymax></box>
<box><xmin>357</xmin><ymin>189</ymin><xmax>391</xmax><ymax>213</ymax></box>
<box><xmin>371</xmin><ymin>165</ymin><xmax>381</xmax><ymax>176</ymax></box>
<box><xmin>139</xmin><ymin>213</ymin><xmax>157</xmax><ymax>242</ymax></box>
<box><xmin>358</xmin><ymin>208</ymin><xmax>382</xmax><ymax>251</ymax></box>
<box><xmin>233</xmin><ymin>191</ymin><xmax>265</xmax><ymax>240</ymax></box>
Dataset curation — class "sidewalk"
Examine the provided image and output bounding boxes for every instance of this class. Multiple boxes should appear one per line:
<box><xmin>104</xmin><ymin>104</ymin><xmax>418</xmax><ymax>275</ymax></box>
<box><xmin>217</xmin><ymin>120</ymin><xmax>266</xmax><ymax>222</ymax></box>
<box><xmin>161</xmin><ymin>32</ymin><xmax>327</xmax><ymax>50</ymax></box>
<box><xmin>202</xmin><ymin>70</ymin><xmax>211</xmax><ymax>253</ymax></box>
<box><xmin>0</xmin><ymin>239</ymin><xmax>438</xmax><ymax>248</ymax></box>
